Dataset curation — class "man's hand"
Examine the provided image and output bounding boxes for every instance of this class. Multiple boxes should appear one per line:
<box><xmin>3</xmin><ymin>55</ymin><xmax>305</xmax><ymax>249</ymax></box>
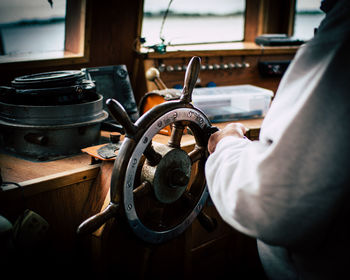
<box><xmin>208</xmin><ymin>123</ymin><xmax>247</xmax><ymax>154</ymax></box>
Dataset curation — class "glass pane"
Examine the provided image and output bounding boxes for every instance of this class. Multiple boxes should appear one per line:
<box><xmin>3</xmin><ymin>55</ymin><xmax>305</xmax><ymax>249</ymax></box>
<box><xmin>294</xmin><ymin>0</ymin><xmax>326</xmax><ymax>40</ymax></box>
<box><xmin>0</xmin><ymin>0</ymin><xmax>66</xmax><ymax>56</ymax></box>
<box><xmin>141</xmin><ymin>0</ymin><xmax>245</xmax><ymax>48</ymax></box>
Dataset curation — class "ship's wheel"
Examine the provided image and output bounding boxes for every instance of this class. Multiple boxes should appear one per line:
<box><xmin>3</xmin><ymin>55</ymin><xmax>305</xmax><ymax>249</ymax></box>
<box><xmin>77</xmin><ymin>56</ymin><xmax>217</xmax><ymax>244</ymax></box>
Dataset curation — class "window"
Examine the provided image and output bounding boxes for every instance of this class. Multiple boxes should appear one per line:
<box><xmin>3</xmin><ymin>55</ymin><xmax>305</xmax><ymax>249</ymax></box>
<box><xmin>141</xmin><ymin>0</ymin><xmax>246</xmax><ymax>51</ymax></box>
<box><xmin>0</xmin><ymin>0</ymin><xmax>66</xmax><ymax>56</ymax></box>
<box><xmin>0</xmin><ymin>0</ymin><xmax>87</xmax><ymax>64</ymax></box>
<box><xmin>294</xmin><ymin>0</ymin><xmax>325</xmax><ymax>40</ymax></box>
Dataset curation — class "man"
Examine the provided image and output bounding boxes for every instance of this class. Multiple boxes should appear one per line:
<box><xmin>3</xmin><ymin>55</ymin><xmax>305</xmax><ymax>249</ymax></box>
<box><xmin>205</xmin><ymin>0</ymin><xmax>350</xmax><ymax>279</ymax></box>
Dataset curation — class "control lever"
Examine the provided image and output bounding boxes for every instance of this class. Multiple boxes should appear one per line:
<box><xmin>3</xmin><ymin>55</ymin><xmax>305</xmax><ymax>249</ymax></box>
<box><xmin>145</xmin><ymin>67</ymin><xmax>167</xmax><ymax>90</ymax></box>
<box><xmin>197</xmin><ymin>211</ymin><xmax>217</xmax><ymax>232</ymax></box>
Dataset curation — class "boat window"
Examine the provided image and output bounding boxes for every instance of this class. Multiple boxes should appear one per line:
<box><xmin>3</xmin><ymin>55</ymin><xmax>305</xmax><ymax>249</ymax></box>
<box><xmin>0</xmin><ymin>0</ymin><xmax>66</xmax><ymax>56</ymax></box>
<box><xmin>141</xmin><ymin>0</ymin><xmax>246</xmax><ymax>52</ymax></box>
<box><xmin>294</xmin><ymin>0</ymin><xmax>326</xmax><ymax>40</ymax></box>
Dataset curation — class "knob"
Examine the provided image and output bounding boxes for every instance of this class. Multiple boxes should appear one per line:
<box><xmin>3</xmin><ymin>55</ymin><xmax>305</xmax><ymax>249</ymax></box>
<box><xmin>158</xmin><ymin>63</ymin><xmax>166</xmax><ymax>72</ymax></box>
<box><xmin>166</xmin><ymin>65</ymin><xmax>174</xmax><ymax>72</ymax></box>
<box><xmin>174</xmin><ymin>65</ymin><xmax>182</xmax><ymax>71</ymax></box>
<box><xmin>206</xmin><ymin>81</ymin><xmax>216</xmax><ymax>87</ymax></box>
<box><xmin>228</xmin><ymin>62</ymin><xmax>236</xmax><ymax>69</ymax></box>
<box><xmin>145</xmin><ymin>67</ymin><xmax>167</xmax><ymax>90</ymax></box>
<box><xmin>235</xmin><ymin>62</ymin><xmax>243</xmax><ymax>68</ymax></box>
<box><xmin>207</xmin><ymin>64</ymin><xmax>214</xmax><ymax>70</ymax></box>
<box><xmin>220</xmin><ymin>63</ymin><xmax>229</xmax><ymax>70</ymax></box>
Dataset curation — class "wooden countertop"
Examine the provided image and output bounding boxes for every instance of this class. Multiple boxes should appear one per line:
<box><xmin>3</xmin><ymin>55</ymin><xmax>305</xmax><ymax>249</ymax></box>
<box><xmin>0</xmin><ymin>118</ymin><xmax>263</xmax><ymax>184</ymax></box>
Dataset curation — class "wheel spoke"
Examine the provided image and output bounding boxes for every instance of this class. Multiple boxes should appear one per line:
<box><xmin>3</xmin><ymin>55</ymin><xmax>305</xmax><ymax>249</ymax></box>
<box><xmin>144</xmin><ymin>142</ymin><xmax>162</xmax><ymax>166</ymax></box>
<box><xmin>133</xmin><ymin>181</ymin><xmax>152</xmax><ymax>199</ymax></box>
<box><xmin>143</xmin><ymin>205</ymin><xmax>166</xmax><ymax>229</ymax></box>
<box><xmin>182</xmin><ymin>191</ymin><xmax>195</xmax><ymax>207</ymax></box>
<box><xmin>188</xmin><ymin>146</ymin><xmax>206</xmax><ymax>164</ymax></box>
<box><xmin>168</xmin><ymin>122</ymin><xmax>185</xmax><ymax>148</ymax></box>
<box><xmin>156</xmin><ymin>207</ymin><xmax>166</xmax><ymax>229</ymax></box>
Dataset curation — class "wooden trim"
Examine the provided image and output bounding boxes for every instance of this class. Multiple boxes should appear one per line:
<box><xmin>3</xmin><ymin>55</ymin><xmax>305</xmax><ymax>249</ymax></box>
<box><xmin>244</xmin><ymin>0</ymin><xmax>264</xmax><ymax>42</ymax></box>
<box><xmin>260</xmin><ymin>0</ymin><xmax>296</xmax><ymax>35</ymax></box>
<box><xmin>0</xmin><ymin>52</ymin><xmax>89</xmax><ymax>69</ymax></box>
<box><xmin>132</xmin><ymin>0</ymin><xmax>146</xmax><ymax>88</ymax></box>
<box><xmin>142</xmin><ymin>42</ymin><xmax>298</xmax><ymax>59</ymax></box>
<box><xmin>287</xmin><ymin>0</ymin><xmax>297</xmax><ymax>36</ymax></box>
<box><xmin>65</xmin><ymin>0</ymin><xmax>85</xmax><ymax>54</ymax></box>
<box><xmin>0</xmin><ymin>164</ymin><xmax>100</xmax><ymax>200</ymax></box>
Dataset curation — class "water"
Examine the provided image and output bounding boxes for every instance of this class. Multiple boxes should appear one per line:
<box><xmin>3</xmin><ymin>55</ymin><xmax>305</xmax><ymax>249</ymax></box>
<box><xmin>142</xmin><ymin>16</ymin><xmax>245</xmax><ymax>46</ymax></box>
<box><xmin>0</xmin><ymin>13</ymin><xmax>325</xmax><ymax>55</ymax></box>
<box><xmin>1</xmin><ymin>22</ymin><xmax>65</xmax><ymax>55</ymax></box>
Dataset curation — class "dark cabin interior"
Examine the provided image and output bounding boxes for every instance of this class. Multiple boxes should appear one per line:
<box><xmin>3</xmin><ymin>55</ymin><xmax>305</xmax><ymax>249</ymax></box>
<box><xmin>0</xmin><ymin>0</ymin><xmax>319</xmax><ymax>279</ymax></box>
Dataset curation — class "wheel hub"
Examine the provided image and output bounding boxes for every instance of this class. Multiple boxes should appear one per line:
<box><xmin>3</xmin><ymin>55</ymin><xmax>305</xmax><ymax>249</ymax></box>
<box><xmin>141</xmin><ymin>145</ymin><xmax>191</xmax><ymax>204</ymax></box>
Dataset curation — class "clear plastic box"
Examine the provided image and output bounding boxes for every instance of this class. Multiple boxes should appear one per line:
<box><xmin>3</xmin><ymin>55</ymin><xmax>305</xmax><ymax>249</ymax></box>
<box><xmin>192</xmin><ymin>84</ymin><xmax>273</xmax><ymax>123</ymax></box>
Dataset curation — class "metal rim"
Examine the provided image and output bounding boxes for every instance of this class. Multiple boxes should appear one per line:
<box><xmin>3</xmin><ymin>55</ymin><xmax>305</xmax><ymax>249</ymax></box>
<box><xmin>123</xmin><ymin>107</ymin><xmax>211</xmax><ymax>244</ymax></box>
<box><xmin>11</xmin><ymin>70</ymin><xmax>85</xmax><ymax>89</ymax></box>
<box><xmin>0</xmin><ymin>93</ymin><xmax>107</xmax><ymax>126</ymax></box>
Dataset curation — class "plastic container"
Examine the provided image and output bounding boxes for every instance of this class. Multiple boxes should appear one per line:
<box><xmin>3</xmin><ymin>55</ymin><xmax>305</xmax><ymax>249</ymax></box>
<box><xmin>192</xmin><ymin>84</ymin><xmax>273</xmax><ymax>122</ymax></box>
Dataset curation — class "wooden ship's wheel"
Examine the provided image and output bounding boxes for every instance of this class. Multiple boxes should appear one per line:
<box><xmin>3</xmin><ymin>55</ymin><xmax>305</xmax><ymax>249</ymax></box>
<box><xmin>77</xmin><ymin>56</ymin><xmax>218</xmax><ymax>244</ymax></box>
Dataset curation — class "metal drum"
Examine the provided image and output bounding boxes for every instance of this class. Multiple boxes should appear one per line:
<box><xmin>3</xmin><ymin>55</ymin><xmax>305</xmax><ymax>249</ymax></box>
<box><xmin>0</xmin><ymin>70</ymin><xmax>108</xmax><ymax>161</ymax></box>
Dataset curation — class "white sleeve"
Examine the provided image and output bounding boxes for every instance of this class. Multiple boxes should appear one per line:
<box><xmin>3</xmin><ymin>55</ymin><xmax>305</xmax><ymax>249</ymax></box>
<box><xmin>205</xmin><ymin>114</ymin><xmax>350</xmax><ymax>248</ymax></box>
<box><xmin>205</xmin><ymin>15</ymin><xmax>350</xmax><ymax>246</ymax></box>
<box><xmin>205</xmin><ymin>136</ymin><xmax>276</xmax><ymax>240</ymax></box>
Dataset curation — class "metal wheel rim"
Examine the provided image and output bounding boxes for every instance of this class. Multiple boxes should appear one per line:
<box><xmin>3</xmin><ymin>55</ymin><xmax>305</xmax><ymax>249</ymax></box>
<box><xmin>123</xmin><ymin>107</ymin><xmax>210</xmax><ymax>244</ymax></box>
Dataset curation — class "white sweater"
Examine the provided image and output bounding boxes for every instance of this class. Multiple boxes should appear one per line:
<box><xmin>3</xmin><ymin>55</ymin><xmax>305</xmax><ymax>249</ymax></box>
<box><xmin>205</xmin><ymin>1</ymin><xmax>350</xmax><ymax>279</ymax></box>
